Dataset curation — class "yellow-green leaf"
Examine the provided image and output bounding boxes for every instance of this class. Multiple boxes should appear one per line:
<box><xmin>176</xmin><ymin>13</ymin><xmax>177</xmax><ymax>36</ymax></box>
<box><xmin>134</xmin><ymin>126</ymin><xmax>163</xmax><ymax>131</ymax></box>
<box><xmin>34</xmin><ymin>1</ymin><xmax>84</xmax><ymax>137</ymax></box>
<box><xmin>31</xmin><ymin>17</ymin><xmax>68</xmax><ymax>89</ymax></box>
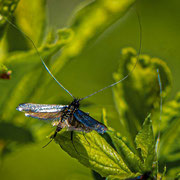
<box><xmin>55</xmin><ymin>130</ymin><xmax>133</xmax><ymax>178</ymax></box>
<box><xmin>113</xmin><ymin>47</ymin><xmax>172</xmax><ymax>141</ymax></box>
<box><xmin>51</xmin><ymin>0</ymin><xmax>136</xmax><ymax>76</ymax></box>
<box><xmin>14</xmin><ymin>0</ymin><xmax>47</xmax><ymax>46</ymax></box>
<box><xmin>135</xmin><ymin>114</ymin><xmax>155</xmax><ymax>171</ymax></box>
<box><xmin>110</xmin><ymin>134</ymin><xmax>145</xmax><ymax>173</ymax></box>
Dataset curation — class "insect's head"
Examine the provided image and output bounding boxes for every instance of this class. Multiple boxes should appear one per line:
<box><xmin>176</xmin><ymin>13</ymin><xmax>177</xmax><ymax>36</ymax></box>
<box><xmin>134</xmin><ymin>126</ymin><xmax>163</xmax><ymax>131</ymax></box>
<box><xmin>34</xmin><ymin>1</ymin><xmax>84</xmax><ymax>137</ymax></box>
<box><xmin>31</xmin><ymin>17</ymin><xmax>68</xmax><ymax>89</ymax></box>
<box><xmin>70</xmin><ymin>99</ymin><xmax>80</xmax><ymax>108</ymax></box>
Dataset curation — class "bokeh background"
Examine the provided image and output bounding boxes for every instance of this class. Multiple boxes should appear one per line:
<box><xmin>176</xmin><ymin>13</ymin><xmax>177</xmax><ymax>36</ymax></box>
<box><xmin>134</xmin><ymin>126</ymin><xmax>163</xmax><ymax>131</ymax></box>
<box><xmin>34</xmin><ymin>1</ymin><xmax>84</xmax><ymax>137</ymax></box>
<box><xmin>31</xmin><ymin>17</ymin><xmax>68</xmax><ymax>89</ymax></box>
<box><xmin>0</xmin><ymin>0</ymin><xmax>180</xmax><ymax>179</ymax></box>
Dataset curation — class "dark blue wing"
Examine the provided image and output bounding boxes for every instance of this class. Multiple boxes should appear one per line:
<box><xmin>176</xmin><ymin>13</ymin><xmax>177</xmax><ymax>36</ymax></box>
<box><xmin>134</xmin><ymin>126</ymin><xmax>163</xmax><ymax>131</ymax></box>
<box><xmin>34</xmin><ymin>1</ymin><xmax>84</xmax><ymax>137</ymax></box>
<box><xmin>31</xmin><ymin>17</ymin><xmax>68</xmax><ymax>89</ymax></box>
<box><xmin>74</xmin><ymin>109</ymin><xmax>107</xmax><ymax>134</ymax></box>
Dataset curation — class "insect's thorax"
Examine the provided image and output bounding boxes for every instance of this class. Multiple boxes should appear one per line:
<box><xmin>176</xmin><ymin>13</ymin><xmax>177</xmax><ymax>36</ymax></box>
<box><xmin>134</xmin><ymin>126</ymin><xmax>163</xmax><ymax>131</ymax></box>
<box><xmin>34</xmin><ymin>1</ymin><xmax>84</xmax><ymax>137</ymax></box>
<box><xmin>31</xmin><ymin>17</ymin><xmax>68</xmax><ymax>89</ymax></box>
<box><xmin>69</xmin><ymin>99</ymin><xmax>80</xmax><ymax>109</ymax></box>
<box><xmin>60</xmin><ymin>99</ymin><xmax>80</xmax><ymax>122</ymax></box>
<box><xmin>55</xmin><ymin>99</ymin><xmax>91</xmax><ymax>132</ymax></box>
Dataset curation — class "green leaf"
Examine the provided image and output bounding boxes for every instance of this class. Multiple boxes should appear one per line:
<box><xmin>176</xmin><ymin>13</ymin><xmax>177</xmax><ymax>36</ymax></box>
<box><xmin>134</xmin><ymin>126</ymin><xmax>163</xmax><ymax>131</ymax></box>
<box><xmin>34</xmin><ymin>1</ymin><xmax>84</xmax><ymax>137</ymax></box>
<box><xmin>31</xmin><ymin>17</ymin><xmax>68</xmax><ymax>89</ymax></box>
<box><xmin>110</xmin><ymin>133</ymin><xmax>145</xmax><ymax>173</ymax></box>
<box><xmin>100</xmin><ymin>109</ymin><xmax>145</xmax><ymax>174</ymax></box>
<box><xmin>50</xmin><ymin>0</ymin><xmax>136</xmax><ymax>77</ymax></box>
<box><xmin>157</xmin><ymin>92</ymin><xmax>180</xmax><ymax>176</ymax></box>
<box><xmin>1</xmin><ymin>0</ymin><xmax>47</xmax><ymax>54</ymax></box>
<box><xmin>135</xmin><ymin>114</ymin><xmax>156</xmax><ymax>171</ymax></box>
<box><xmin>14</xmin><ymin>0</ymin><xmax>47</xmax><ymax>46</ymax></box>
<box><xmin>113</xmin><ymin>47</ymin><xmax>172</xmax><ymax>141</ymax></box>
<box><xmin>0</xmin><ymin>121</ymin><xmax>34</xmax><ymax>158</ymax></box>
<box><xmin>0</xmin><ymin>0</ymin><xmax>20</xmax><ymax>39</ymax></box>
<box><xmin>100</xmin><ymin>108</ymin><xmax>108</xmax><ymax>127</ymax></box>
<box><xmin>0</xmin><ymin>121</ymin><xmax>34</xmax><ymax>143</ymax></box>
<box><xmin>55</xmin><ymin>130</ymin><xmax>135</xmax><ymax>178</ymax></box>
<box><xmin>0</xmin><ymin>0</ymin><xmax>20</xmax><ymax>59</ymax></box>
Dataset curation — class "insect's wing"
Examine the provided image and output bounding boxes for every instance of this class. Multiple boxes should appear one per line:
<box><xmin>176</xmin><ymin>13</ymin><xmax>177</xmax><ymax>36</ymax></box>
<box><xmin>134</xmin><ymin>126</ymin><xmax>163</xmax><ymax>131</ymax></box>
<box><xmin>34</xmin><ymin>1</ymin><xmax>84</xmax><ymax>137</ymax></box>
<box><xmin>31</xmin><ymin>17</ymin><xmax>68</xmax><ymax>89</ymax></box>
<box><xmin>16</xmin><ymin>103</ymin><xmax>68</xmax><ymax>120</ymax></box>
<box><xmin>16</xmin><ymin>103</ymin><xmax>68</xmax><ymax>112</ymax></box>
<box><xmin>74</xmin><ymin>109</ymin><xmax>107</xmax><ymax>134</ymax></box>
<box><xmin>24</xmin><ymin>112</ymin><xmax>63</xmax><ymax>120</ymax></box>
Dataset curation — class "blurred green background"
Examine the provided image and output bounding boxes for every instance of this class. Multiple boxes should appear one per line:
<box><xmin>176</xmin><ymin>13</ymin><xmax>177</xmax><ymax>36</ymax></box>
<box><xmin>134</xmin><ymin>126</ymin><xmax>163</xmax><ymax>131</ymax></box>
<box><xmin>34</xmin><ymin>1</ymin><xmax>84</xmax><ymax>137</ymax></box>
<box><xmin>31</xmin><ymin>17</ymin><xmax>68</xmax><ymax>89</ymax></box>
<box><xmin>0</xmin><ymin>0</ymin><xmax>180</xmax><ymax>179</ymax></box>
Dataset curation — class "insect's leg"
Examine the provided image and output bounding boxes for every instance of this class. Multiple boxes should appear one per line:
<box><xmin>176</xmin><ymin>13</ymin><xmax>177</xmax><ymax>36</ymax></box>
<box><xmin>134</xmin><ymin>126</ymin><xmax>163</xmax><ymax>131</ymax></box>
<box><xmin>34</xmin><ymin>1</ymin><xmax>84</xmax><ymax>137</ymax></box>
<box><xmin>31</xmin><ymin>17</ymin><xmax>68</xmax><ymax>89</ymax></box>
<box><xmin>70</xmin><ymin>131</ymin><xmax>80</xmax><ymax>155</ymax></box>
<box><xmin>42</xmin><ymin>139</ymin><xmax>53</xmax><ymax>148</ymax></box>
<box><xmin>42</xmin><ymin>126</ymin><xmax>62</xmax><ymax>148</ymax></box>
<box><xmin>82</xmin><ymin>132</ymin><xmax>90</xmax><ymax>145</ymax></box>
<box><xmin>51</xmin><ymin>126</ymin><xmax>62</xmax><ymax>139</ymax></box>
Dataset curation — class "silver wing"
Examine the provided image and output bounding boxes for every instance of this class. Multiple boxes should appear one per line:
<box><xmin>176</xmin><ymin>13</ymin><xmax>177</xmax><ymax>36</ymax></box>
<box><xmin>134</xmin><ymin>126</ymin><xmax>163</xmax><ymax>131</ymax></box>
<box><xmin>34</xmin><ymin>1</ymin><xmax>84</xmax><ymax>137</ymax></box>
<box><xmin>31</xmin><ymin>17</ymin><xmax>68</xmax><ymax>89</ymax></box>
<box><xmin>16</xmin><ymin>103</ymin><xmax>68</xmax><ymax>120</ymax></box>
<box><xmin>16</xmin><ymin>103</ymin><xmax>68</xmax><ymax>112</ymax></box>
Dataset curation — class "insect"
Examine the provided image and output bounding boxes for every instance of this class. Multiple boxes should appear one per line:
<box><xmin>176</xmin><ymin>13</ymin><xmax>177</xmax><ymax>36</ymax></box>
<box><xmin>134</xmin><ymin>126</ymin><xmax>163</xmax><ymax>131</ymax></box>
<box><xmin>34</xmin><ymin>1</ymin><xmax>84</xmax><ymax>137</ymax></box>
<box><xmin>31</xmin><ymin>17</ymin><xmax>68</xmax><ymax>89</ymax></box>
<box><xmin>16</xmin><ymin>99</ymin><xmax>108</xmax><ymax>147</ymax></box>
<box><xmin>16</xmin><ymin>41</ymin><xmax>141</xmax><ymax>148</ymax></box>
<box><xmin>5</xmin><ymin>9</ymin><xmax>142</xmax><ymax>148</ymax></box>
<box><xmin>16</xmin><ymin>57</ymin><xmax>110</xmax><ymax>147</ymax></box>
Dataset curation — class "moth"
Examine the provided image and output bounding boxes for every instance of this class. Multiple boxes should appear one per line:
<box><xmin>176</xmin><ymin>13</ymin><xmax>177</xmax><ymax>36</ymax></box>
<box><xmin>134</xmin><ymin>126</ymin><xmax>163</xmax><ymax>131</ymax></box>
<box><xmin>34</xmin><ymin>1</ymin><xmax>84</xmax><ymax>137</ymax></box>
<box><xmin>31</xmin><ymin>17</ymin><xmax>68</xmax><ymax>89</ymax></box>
<box><xmin>16</xmin><ymin>99</ymin><xmax>107</xmax><ymax>144</ymax></box>
<box><xmin>16</xmin><ymin>55</ymin><xmax>139</xmax><ymax>148</ymax></box>
<box><xmin>16</xmin><ymin>56</ymin><xmax>112</xmax><ymax>145</ymax></box>
<box><xmin>6</xmin><ymin>11</ymin><xmax>141</xmax><ymax>147</ymax></box>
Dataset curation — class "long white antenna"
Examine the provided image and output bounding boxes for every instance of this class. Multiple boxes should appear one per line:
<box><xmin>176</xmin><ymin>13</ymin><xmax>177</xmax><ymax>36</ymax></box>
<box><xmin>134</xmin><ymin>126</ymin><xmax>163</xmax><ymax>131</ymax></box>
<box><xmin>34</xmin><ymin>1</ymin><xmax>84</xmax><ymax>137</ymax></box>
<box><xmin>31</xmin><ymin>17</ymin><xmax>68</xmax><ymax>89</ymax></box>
<box><xmin>79</xmin><ymin>8</ymin><xmax>142</xmax><ymax>101</ymax></box>
<box><xmin>3</xmin><ymin>16</ymin><xmax>75</xmax><ymax>99</ymax></box>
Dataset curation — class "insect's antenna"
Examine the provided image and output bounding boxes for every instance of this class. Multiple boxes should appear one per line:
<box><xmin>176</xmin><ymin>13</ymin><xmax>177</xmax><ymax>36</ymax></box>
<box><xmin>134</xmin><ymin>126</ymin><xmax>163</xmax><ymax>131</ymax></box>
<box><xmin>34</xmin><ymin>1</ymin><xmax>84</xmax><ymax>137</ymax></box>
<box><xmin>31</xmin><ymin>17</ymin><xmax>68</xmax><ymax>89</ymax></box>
<box><xmin>79</xmin><ymin>7</ymin><xmax>142</xmax><ymax>101</ymax></box>
<box><xmin>41</xmin><ymin>58</ymin><xmax>75</xmax><ymax>99</ymax></box>
<box><xmin>2</xmin><ymin>16</ymin><xmax>75</xmax><ymax>99</ymax></box>
<box><xmin>155</xmin><ymin>69</ymin><xmax>163</xmax><ymax>158</ymax></box>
